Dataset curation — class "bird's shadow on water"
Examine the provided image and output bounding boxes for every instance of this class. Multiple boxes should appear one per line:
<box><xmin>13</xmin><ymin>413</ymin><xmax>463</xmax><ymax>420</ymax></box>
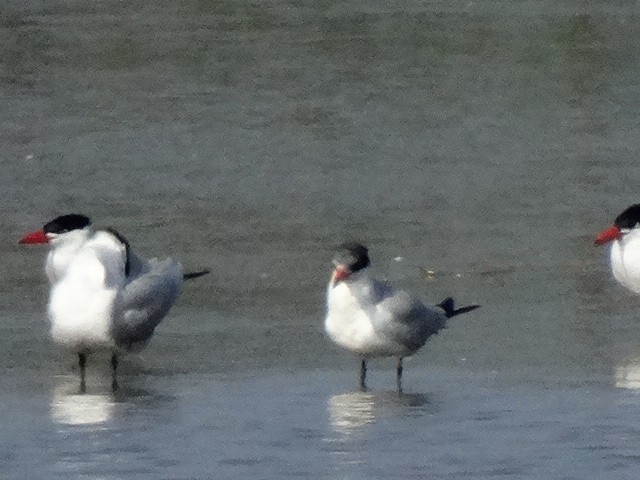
<box><xmin>326</xmin><ymin>389</ymin><xmax>435</xmax><ymax>436</ymax></box>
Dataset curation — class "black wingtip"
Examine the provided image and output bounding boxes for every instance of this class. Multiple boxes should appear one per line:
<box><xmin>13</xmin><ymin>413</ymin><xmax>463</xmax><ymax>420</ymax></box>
<box><xmin>438</xmin><ymin>297</ymin><xmax>480</xmax><ymax>318</ymax></box>
<box><xmin>452</xmin><ymin>304</ymin><xmax>481</xmax><ymax>316</ymax></box>
<box><xmin>183</xmin><ymin>269</ymin><xmax>210</xmax><ymax>280</ymax></box>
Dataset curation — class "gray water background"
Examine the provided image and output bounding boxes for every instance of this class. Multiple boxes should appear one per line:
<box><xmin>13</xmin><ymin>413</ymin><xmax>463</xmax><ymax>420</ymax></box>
<box><xmin>3</xmin><ymin>0</ymin><xmax>640</xmax><ymax>478</ymax></box>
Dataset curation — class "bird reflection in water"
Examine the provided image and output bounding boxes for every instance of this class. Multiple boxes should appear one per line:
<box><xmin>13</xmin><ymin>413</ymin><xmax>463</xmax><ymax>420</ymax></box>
<box><xmin>615</xmin><ymin>355</ymin><xmax>640</xmax><ymax>390</ymax></box>
<box><xmin>327</xmin><ymin>390</ymin><xmax>431</xmax><ymax>435</ymax></box>
<box><xmin>50</xmin><ymin>378</ymin><xmax>116</xmax><ymax>426</ymax></box>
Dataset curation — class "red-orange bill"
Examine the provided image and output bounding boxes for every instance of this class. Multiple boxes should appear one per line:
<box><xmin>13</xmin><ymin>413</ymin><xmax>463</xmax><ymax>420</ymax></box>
<box><xmin>19</xmin><ymin>229</ymin><xmax>48</xmax><ymax>244</ymax></box>
<box><xmin>595</xmin><ymin>225</ymin><xmax>621</xmax><ymax>246</ymax></box>
<box><xmin>333</xmin><ymin>265</ymin><xmax>351</xmax><ymax>285</ymax></box>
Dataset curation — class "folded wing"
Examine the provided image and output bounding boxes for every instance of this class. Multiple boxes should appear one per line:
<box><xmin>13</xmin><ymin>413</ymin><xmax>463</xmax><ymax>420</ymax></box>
<box><xmin>374</xmin><ymin>281</ymin><xmax>448</xmax><ymax>354</ymax></box>
<box><xmin>112</xmin><ymin>255</ymin><xmax>183</xmax><ymax>351</ymax></box>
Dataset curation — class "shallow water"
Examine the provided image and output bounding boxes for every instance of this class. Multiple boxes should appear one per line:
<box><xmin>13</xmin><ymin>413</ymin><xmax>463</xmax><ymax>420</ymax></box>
<box><xmin>3</xmin><ymin>0</ymin><xmax>640</xmax><ymax>478</ymax></box>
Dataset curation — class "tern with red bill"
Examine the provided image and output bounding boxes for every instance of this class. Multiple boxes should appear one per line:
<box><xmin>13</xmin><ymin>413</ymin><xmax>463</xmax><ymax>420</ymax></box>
<box><xmin>325</xmin><ymin>242</ymin><xmax>479</xmax><ymax>392</ymax></box>
<box><xmin>20</xmin><ymin>214</ymin><xmax>209</xmax><ymax>391</ymax></box>
<box><xmin>595</xmin><ymin>204</ymin><xmax>640</xmax><ymax>294</ymax></box>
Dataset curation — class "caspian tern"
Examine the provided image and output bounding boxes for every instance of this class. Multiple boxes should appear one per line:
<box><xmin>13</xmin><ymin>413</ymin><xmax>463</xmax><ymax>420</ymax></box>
<box><xmin>595</xmin><ymin>204</ymin><xmax>640</xmax><ymax>294</ymax></box>
<box><xmin>325</xmin><ymin>243</ymin><xmax>479</xmax><ymax>392</ymax></box>
<box><xmin>19</xmin><ymin>214</ymin><xmax>208</xmax><ymax>390</ymax></box>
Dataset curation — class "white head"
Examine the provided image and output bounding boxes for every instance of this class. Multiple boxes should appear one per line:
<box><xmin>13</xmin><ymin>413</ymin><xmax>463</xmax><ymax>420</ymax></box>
<box><xmin>330</xmin><ymin>242</ymin><xmax>371</xmax><ymax>287</ymax></box>
<box><xmin>20</xmin><ymin>214</ymin><xmax>93</xmax><ymax>283</ymax></box>
<box><xmin>595</xmin><ymin>204</ymin><xmax>640</xmax><ymax>247</ymax></box>
<box><xmin>19</xmin><ymin>214</ymin><xmax>92</xmax><ymax>246</ymax></box>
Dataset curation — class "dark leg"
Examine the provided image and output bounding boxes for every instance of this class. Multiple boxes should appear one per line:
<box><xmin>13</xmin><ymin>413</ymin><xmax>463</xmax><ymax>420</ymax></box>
<box><xmin>111</xmin><ymin>353</ymin><xmax>118</xmax><ymax>392</ymax></box>
<box><xmin>396</xmin><ymin>357</ymin><xmax>403</xmax><ymax>394</ymax></box>
<box><xmin>359</xmin><ymin>359</ymin><xmax>367</xmax><ymax>391</ymax></box>
<box><xmin>78</xmin><ymin>352</ymin><xmax>87</xmax><ymax>393</ymax></box>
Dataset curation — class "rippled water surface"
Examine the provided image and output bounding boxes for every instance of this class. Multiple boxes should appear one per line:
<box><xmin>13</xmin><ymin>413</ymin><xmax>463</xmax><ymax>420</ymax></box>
<box><xmin>3</xmin><ymin>0</ymin><xmax>640</xmax><ymax>478</ymax></box>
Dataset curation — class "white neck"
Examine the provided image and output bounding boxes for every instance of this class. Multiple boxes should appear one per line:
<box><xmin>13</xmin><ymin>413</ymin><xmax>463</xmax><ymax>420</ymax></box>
<box><xmin>45</xmin><ymin>228</ymin><xmax>92</xmax><ymax>283</ymax></box>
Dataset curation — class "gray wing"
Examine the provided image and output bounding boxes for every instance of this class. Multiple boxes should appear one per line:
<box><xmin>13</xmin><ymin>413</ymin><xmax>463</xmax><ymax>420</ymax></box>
<box><xmin>112</xmin><ymin>254</ymin><xmax>183</xmax><ymax>350</ymax></box>
<box><xmin>373</xmin><ymin>280</ymin><xmax>448</xmax><ymax>353</ymax></box>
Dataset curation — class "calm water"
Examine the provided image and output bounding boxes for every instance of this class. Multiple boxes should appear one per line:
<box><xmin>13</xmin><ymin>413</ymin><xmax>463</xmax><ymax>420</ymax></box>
<box><xmin>3</xmin><ymin>0</ymin><xmax>640</xmax><ymax>478</ymax></box>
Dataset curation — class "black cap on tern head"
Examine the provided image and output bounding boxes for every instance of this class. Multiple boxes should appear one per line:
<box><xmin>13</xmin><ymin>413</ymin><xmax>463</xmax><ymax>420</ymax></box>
<box><xmin>334</xmin><ymin>242</ymin><xmax>370</xmax><ymax>273</ymax></box>
<box><xmin>615</xmin><ymin>205</ymin><xmax>640</xmax><ymax>230</ymax></box>
<box><xmin>43</xmin><ymin>214</ymin><xmax>91</xmax><ymax>234</ymax></box>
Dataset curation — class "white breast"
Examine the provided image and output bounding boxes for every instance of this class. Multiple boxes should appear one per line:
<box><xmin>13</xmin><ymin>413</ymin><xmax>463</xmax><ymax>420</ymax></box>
<box><xmin>325</xmin><ymin>279</ymin><xmax>408</xmax><ymax>357</ymax></box>
<box><xmin>325</xmin><ymin>281</ymin><xmax>376</xmax><ymax>353</ymax></box>
<box><xmin>48</xmin><ymin>232</ymin><xmax>127</xmax><ymax>350</ymax></box>
<box><xmin>611</xmin><ymin>234</ymin><xmax>640</xmax><ymax>294</ymax></box>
